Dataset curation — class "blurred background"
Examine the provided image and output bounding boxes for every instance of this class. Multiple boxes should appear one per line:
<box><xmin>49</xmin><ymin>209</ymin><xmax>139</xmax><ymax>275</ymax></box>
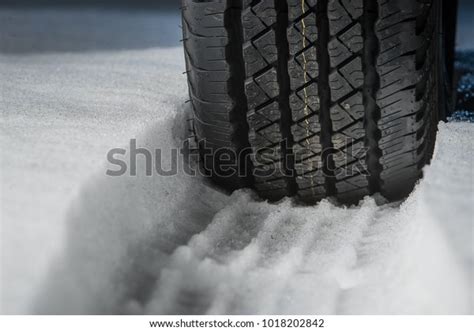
<box><xmin>1</xmin><ymin>0</ymin><xmax>473</xmax><ymax>49</ymax></box>
<box><xmin>0</xmin><ymin>0</ymin><xmax>472</xmax><ymax>46</ymax></box>
<box><xmin>0</xmin><ymin>0</ymin><xmax>177</xmax><ymax>9</ymax></box>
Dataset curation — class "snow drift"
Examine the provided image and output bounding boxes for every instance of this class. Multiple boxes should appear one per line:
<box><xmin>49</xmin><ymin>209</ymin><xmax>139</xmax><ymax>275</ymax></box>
<box><xmin>31</xmin><ymin>117</ymin><xmax>473</xmax><ymax>315</ymax></box>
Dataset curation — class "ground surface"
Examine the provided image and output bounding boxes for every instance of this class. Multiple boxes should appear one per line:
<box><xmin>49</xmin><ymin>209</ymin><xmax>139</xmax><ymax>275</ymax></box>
<box><xmin>0</xmin><ymin>9</ymin><xmax>473</xmax><ymax>314</ymax></box>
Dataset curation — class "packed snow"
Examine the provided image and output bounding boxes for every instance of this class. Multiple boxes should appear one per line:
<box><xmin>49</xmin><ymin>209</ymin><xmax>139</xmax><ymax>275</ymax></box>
<box><xmin>0</xmin><ymin>9</ymin><xmax>473</xmax><ymax>314</ymax></box>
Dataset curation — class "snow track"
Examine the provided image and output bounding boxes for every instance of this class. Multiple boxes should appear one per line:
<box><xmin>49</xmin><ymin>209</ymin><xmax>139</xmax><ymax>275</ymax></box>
<box><xmin>144</xmin><ymin>123</ymin><xmax>472</xmax><ymax>315</ymax></box>
<box><xmin>32</xmin><ymin>119</ymin><xmax>473</xmax><ymax>315</ymax></box>
<box><xmin>1</xmin><ymin>9</ymin><xmax>472</xmax><ymax>314</ymax></box>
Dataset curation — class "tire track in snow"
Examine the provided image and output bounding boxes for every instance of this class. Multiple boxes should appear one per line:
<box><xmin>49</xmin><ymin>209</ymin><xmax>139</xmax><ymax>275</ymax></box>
<box><xmin>139</xmin><ymin>125</ymin><xmax>471</xmax><ymax>314</ymax></box>
<box><xmin>34</xmin><ymin>114</ymin><xmax>472</xmax><ymax>314</ymax></box>
<box><xmin>142</xmin><ymin>196</ymin><xmax>381</xmax><ymax>314</ymax></box>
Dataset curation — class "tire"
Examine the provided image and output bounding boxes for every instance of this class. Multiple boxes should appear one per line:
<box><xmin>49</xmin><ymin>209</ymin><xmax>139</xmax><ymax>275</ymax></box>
<box><xmin>182</xmin><ymin>0</ymin><xmax>451</xmax><ymax>204</ymax></box>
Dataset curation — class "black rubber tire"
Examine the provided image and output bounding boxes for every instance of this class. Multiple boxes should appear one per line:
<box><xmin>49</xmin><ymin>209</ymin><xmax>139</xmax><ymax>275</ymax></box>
<box><xmin>182</xmin><ymin>0</ymin><xmax>450</xmax><ymax>204</ymax></box>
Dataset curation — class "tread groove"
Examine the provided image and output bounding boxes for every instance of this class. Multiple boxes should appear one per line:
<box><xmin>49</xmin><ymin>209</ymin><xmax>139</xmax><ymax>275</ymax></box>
<box><xmin>275</xmin><ymin>0</ymin><xmax>298</xmax><ymax>195</ymax></box>
<box><xmin>362</xmin><ymin>0</ymin><xmax>383</xmax><ymax>195</ymax></box>
<box><xmin>316</xmin><ymin>0</ymin><xmax>337</xmax><ymax>196</ymax></box>
<box><xmin>227</xmin><ymin>1</ymin><xmax>254</xmax><ymax>187</ymax></box>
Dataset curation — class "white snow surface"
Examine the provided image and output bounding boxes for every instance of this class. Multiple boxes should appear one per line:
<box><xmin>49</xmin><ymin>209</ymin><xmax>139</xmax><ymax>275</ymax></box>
<box><xmin>0</xmin><ymin>9</ymin><xmax>473</xmax><ymax>314</ymax></box>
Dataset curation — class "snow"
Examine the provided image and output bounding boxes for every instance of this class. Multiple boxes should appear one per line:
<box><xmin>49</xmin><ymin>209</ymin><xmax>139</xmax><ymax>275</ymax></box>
<box><xmin>1</xmin><ymin>9</ymin><xmax>473</xmax><ymax>314</ymax></box>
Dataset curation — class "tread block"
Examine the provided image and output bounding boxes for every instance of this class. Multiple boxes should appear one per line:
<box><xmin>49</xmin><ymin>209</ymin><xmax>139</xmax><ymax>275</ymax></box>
<box><xmin>339</xmin><ymin>23</ymin><xmax>363</xmax><ymax>53</ymax></box>
<box><xmin>329</xmin><ymin>71</ymin><xmax>353</xmax><ymax>101</ymax></box>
